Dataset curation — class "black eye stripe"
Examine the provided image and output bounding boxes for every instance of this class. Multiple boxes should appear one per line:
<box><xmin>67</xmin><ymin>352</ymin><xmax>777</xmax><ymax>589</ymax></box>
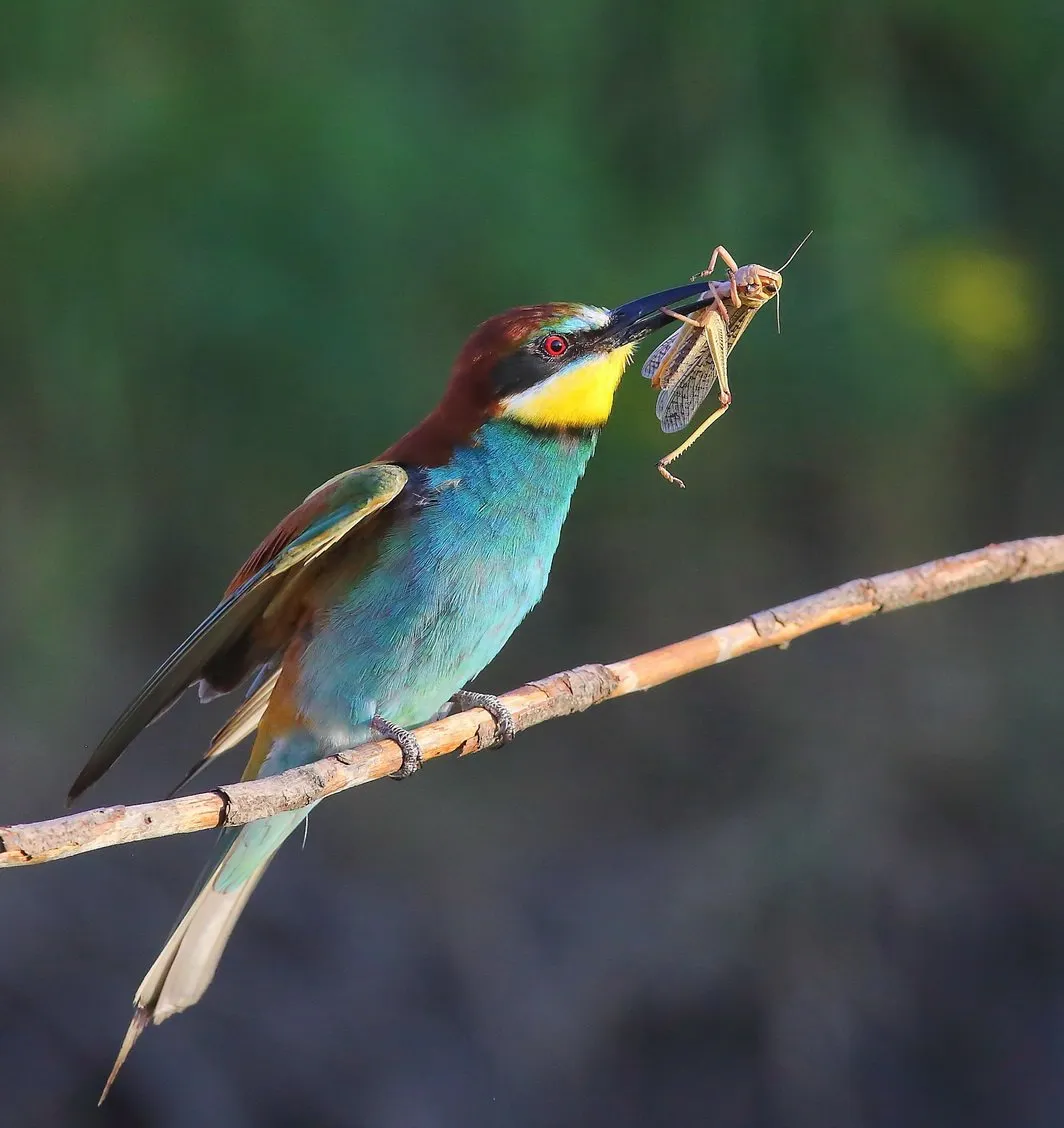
<box><xmin>490</xmin><ymin>332</ymin><xmax>596</xmax><ymax>398</ymax></box>
<box><xmin>491</xmin><ymin>350</ymin><xmax>552</xmax><ymax>397</ymax></box>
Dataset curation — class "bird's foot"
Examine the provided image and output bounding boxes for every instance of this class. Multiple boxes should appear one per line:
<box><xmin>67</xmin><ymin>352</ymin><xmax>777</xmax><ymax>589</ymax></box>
<box><xmin>450</xmin><ymin>691</ymin><xmax>516</xmax><ymax>744</ymax></box>
<box><xmin>372</xmin><ymin>715</ymin><xmax>423</xmax><ymax>779</ymax></box>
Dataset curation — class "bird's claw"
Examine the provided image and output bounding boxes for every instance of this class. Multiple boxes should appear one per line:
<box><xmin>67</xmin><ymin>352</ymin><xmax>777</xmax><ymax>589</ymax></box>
<box><xmin>450</xmin><ymin>691</ymin><xmax>516</xmax><ymax>743</ymax></box>
<box><xmin>372</xmin><ymin>715</ymin><xmax>423</xmax><ymax>779</ymax></box>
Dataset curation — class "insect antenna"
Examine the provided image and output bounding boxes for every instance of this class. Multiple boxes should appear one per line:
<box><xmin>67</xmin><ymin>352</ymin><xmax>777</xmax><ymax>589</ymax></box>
<box><xmin>777</xmin><ymin>229</ymin><xmax>813</xmax><ymax>273</ymax></box>
<box><xmin>774</xmin><ymin>229</ymin><xmax>813</xmax><ymax>334</ymax></box>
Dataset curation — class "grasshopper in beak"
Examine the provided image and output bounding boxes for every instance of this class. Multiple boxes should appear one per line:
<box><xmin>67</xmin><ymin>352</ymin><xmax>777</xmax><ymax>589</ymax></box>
<box><xmin>643</xmin><ymin>234</ymin><xmax>810</xmax><ymax>486</ymax></box>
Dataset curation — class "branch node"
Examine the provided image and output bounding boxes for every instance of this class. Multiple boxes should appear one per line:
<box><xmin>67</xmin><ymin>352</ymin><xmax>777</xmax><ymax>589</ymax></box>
<box><xmin>1009</xmin><ymin>548</ymin><xmax>1030</xmax><ymax>582</ymax></box>
<box><xmin>749</xmin><ymin>610</ymin><xmax>786</xmax><ymax>639</ymax></box>
<box><xmin>527</xmin><ymin>663</ymin><xmax>619</xmax><ymax>723</ymax></box>
<box><xmin>214</xmin><ymin>787</ymin><xmax>233</xmax><ymax>828</ymax></box>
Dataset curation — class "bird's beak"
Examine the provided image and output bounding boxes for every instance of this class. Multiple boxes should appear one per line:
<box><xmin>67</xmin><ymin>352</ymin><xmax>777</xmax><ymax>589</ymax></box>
<box><xmin>606</xmin><ymin>281</ymin><xmax>719</xmax><ymax>346</ymax></box>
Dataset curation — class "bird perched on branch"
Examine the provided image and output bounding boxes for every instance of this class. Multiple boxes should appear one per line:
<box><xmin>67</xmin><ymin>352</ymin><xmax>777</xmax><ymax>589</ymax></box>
<box><xmin>67</xmin><ymin>278</ymin><xmax>721</xmax><ymax>1101</ymax></box>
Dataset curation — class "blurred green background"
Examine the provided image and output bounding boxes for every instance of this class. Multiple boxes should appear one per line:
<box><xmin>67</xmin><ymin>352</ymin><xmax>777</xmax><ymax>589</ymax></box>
<box><xmin>3</xmin><ymin>1</ymin><xmax>1064</xmax><ymax>1125</ymax></box>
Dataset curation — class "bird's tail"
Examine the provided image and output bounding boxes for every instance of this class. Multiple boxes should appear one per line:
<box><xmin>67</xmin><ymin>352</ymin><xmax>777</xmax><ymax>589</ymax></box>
<box><xmin>100</xmin><ymin>803</ymin><xmax>317</xmax><ymax>1103</ymax></box>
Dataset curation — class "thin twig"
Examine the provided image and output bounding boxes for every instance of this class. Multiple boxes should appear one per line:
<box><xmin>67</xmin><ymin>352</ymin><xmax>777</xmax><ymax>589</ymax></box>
<box><xmin>2</xmin><ymin>534</ymin><xmax>1061</xmax><ymax>869</ymax></box>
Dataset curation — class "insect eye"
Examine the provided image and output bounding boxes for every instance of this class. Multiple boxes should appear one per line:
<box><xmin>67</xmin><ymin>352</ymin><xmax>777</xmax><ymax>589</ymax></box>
<box><xmin>542</xmin><ymin>334</ymin><xmax>569</xmax><ymax>358</ymax></box>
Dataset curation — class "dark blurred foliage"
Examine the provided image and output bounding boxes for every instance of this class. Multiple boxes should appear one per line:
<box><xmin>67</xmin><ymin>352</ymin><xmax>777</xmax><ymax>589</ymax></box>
<box><xmin>2</xmin><ymin>1</ymin><xmax>1064</xmax><ymax>1125</ymax></box>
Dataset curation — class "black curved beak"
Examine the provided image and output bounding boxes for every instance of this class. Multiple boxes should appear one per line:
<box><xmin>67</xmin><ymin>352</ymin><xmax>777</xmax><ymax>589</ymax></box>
<box><xmin>607</xmin><ymin>280</ymin><xmax>715</xmax><ymax>346</ymax></box>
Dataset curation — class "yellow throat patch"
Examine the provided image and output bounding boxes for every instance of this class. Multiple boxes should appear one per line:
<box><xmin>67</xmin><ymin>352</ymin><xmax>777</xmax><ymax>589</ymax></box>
<box><xmin>502</xmin><ymin>344</ymin><xmax>636</xmax><ymax>429</ymax></box>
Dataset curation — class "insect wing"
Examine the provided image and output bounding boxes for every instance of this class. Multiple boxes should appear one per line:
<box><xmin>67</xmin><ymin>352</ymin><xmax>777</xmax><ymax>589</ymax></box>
<box><xmin>654</xmin><ymin>309</ymin><xmax>728</xmax><ymax>434</ymax></box>
<box><xmin>724</xmin><ymin>302</ymin><xmax>762</xmax><ymax>352</ymax></box>
<box><xmin>641</xmin><ymin>330</ymin><xmax>684</xmax><ymax>387</ymax></box>
<box><xmin>655</xmin><ymin>353</ymin><xmax>718</xmax><ymax>433</ymax></box>
<box><xmin>645</xmin><ymin>327</ymin><xmax>704</xmax><ymax>393</ymax></box>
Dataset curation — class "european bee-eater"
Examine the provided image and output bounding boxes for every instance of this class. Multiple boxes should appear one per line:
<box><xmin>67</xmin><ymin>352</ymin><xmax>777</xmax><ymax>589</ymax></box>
<box><xmin>68</xmin><ymin>279</ymin><xmax>722</xmax><ymax>1100</ymax></box>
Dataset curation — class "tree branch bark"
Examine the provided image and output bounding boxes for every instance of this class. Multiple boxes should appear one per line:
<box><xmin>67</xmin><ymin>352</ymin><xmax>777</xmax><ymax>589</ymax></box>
<box><xmin>3</xmin><ymin>534</ymin><xmax>1062</xmax><ymax>869</ymax></box>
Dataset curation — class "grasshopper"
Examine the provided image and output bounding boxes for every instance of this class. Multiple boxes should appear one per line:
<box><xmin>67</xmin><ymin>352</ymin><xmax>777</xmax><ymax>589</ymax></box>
<box><xmin>643</xmin><ymin>235</ymin><xmax>809</xmax><ymax>486</ymax></box>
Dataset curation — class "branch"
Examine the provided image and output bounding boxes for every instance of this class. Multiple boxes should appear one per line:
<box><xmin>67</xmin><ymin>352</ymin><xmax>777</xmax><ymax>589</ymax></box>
<box><xmin>3</xmin><ymin>534</ymin><xmax>1062</xmax><ymax>869</ymax></box>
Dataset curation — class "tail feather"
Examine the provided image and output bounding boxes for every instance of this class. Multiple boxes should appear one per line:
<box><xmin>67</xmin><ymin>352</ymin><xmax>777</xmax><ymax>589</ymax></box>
<box><xmin>100</xmin><ymin>807</ymin><xmax>313</xmax><ymax>1103</ymax></box>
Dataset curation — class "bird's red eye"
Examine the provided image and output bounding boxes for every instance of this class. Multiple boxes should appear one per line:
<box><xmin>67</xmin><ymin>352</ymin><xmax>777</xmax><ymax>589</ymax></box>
<box><xmin>542</xmin><ymin>334</ymin><xmax>569</xmax><ymax>357</ymax></box>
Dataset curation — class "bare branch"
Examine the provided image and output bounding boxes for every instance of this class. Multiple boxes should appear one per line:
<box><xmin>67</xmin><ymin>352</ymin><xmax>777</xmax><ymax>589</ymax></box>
<box><xmin>3</xmin><ymin>534</ymin><xmax>1062</xmax><ymax>869</ymax></box>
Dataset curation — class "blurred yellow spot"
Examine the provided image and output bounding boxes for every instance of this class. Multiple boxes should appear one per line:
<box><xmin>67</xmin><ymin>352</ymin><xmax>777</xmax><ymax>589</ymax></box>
<box><xmin>894</xmin><ymin>242</ymin><xmax>1039</xmax><ymax>387</ymax></box>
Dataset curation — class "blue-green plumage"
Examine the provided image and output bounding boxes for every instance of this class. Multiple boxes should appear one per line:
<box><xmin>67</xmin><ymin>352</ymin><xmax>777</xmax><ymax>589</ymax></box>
<box><xmin>298</xmin><ymin>420</ymin><xmax>595</xmax><ymax>745</ymax></box>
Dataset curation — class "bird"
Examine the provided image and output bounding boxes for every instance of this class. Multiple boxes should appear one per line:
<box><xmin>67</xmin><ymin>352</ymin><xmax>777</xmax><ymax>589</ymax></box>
<box><xmin>67</xmin><ymin>278</ymin><xmax>721</xmax><ymax>1101</ymax></box>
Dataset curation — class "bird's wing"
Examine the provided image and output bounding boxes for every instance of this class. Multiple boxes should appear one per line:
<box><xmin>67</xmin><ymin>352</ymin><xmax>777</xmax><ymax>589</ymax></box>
<box><xmin>67</xmin><ymin>463</ymin><xmax>408</xmax><ymax>803</ymax></box>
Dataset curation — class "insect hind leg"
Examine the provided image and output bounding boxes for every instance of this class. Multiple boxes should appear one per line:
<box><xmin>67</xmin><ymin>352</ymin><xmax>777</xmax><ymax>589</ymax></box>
<box><xmin>656</xmin><ymin>400</ymin><xmax>731</xmax><ymax>488</ymax></box>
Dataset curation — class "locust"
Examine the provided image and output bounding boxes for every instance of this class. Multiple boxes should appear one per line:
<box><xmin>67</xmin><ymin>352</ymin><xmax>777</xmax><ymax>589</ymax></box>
<box><xmin>643</xmin><ymin>235</ymin><xmax>809</xmax><ymax>486</ymax></box>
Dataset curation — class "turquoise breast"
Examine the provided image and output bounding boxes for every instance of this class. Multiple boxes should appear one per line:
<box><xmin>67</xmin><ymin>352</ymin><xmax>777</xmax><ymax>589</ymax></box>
<box><xmin>296</xmin><ymin>421</ymin><xmax>596</xmax><ymax>746</ymax></box>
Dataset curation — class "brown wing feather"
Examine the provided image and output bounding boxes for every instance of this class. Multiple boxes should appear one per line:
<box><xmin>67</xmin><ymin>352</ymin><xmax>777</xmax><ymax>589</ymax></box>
<box><xmin>221</xmin><ymin>470</ymin><xmax>357</xmax><ymax>597</ymax></box>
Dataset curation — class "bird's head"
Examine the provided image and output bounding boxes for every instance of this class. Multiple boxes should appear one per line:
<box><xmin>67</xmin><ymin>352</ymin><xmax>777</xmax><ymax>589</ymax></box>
<box><xmin>383</xmin><ymin>281</ymin><xmax>722</xmax><ymax>465</ymax></box>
